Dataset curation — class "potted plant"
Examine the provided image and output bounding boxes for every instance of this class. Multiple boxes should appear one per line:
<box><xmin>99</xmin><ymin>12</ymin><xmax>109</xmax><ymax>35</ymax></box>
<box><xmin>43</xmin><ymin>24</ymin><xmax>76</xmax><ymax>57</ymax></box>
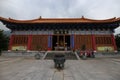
<box><xmin>81</xmin><ymin>44</ymin><xmax>87</xmax><ymax>60</ymax></box>
<box><xmin>34</xmin><ymin>45</ymin><xmax>42</xmax><ymax>59</ymax></box>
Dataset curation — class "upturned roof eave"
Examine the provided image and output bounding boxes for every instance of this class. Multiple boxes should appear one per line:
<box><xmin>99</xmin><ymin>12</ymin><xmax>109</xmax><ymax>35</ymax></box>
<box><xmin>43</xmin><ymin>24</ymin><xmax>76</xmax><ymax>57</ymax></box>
<box><xmin>0</xmin><ymin>16</ymin><xmax>120</xmax><ymax>24</ymax></box>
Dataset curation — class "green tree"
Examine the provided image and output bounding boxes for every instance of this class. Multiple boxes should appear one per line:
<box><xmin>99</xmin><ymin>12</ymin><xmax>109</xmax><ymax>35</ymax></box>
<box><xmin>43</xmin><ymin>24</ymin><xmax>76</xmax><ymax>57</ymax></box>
<box><xmin>115</xmin><ymin>34</ymin><xmax>120</xmax><ymax>51</ymax></box>
<box><xmin>0</xmin><ymin>30</ymin><xmax>9</xmax><ymax>55</ymax></box>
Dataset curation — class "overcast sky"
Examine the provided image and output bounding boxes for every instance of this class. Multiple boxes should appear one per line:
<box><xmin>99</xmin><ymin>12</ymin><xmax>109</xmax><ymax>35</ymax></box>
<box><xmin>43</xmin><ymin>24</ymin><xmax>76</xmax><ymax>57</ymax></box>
<box><xmin>0</xmin><ymin>0</ymin><xmax>120</xmax><ymax>34</ymax></box>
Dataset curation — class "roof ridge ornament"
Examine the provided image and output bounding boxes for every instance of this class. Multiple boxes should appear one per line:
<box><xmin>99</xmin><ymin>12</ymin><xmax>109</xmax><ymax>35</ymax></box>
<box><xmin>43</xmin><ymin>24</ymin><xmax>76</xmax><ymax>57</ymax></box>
<box><xmin>113</xmin><ymin>17</ymin><xmax>116</xmax><ymax>19</ymax></box>
<box><xmin>8</xmin><ymin>17</ymin><xmax>16</xmax><ymax>21</ymax></box>
<box><xmin>38</xmin><ymin>16</ymin><xmax>42</xmax><ymax>19</ymax></box>
<box><xmin>82</xmin><ymin>16</ymin><xmax>84</xmax><ymax>19</ymax></box>
<box><xmin>9</xmin><ymin>17</ymin><xmax>12</xmax><ymax>20</ymax></box>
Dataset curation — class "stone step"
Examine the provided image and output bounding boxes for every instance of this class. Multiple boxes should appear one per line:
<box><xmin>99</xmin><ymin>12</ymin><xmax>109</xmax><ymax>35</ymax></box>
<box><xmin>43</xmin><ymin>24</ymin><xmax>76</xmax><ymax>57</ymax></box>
<box><xmin>44</xmin><ymin>51</ymin><xmax>77</xmax><ymax>60</ymax></box>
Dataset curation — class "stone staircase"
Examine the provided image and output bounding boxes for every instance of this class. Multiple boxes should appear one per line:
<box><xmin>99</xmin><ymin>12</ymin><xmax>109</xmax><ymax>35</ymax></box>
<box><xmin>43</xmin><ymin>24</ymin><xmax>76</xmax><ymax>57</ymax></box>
<box><xmin>95</xmin><ymin>52</ymin><xmax>120</xmax><ymax>58</ymax></box>
<box><xmin>44</xmin><ymin>51</ymin><xmax>78</xmax><ymax>60</ymax></box>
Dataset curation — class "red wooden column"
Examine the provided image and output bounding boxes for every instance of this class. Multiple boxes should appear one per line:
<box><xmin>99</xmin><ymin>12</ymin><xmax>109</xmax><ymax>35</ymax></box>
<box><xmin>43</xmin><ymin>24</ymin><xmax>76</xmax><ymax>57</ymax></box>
<box><xmin>9</xmin><ymin>35</ymin><xmax>14</xmax><ymax>50</ymax></box>
<box><xmin>27</xmin><ymin>35</ymin><xmax>32</xmax><ymax>51</ymax></box>
<box><xmin>92</xmin><ymin>34</ymin><xmax>96</xmax><ymax>52</ymax></box>
<box><xmin>111</xmin><ymin>34</ymin><xmax>117</xmax><ymax>51</ymax></box>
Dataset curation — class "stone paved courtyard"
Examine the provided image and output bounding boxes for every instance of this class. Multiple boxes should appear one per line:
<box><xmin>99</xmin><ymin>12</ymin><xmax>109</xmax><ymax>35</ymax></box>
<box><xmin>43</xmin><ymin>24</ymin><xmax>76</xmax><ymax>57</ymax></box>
<box><xmin>0</xmin><ymin>57</ymin><xmax>120</xmax><ymax>80</ymax></box>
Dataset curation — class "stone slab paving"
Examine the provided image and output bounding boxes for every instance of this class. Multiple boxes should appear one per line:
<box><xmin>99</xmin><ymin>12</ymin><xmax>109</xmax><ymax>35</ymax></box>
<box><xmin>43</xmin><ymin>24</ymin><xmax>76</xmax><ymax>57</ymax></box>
<box><xmin>0</xmin><ymin>57</ymin><xmax>120</xmax><ymax>80</ymax></box>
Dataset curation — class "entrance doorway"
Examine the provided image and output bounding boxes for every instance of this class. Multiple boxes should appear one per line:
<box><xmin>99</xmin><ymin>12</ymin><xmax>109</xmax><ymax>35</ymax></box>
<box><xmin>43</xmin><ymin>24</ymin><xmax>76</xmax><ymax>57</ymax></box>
<box><xmin>52</xmin><ymin>35</ymin><xmax>70</xmax><ymax>50</ymax></box>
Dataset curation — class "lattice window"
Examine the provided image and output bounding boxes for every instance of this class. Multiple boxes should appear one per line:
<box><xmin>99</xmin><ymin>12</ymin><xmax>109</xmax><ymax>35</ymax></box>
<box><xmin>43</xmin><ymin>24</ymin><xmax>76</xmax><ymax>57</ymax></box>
<box><xmin>95</xmin><ymin>36</ymin><xmax>112</xmax><ymax>45</ymax></box>
<box><xmin>31</xmin><ymin>35</ymin><xmax>48</xmax><ymax>50</ymax></box>
<box><xmin>75</xmin><ymin>35</ymin><xmax>92</xmax><ymax>50</ymax></box>
<box><xmin>12</xmin><ymin>35</ymin><xmax>28</xmax><ymax>45</ymax></box>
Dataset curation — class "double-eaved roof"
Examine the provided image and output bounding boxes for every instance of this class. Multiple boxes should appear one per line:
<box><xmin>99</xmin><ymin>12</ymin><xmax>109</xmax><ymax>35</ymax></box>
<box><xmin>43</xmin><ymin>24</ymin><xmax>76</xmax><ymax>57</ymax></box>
<box><xmin>0</xmin><ymin>16</ymin><xmax>120</xmax><ymax>30</ymax></box>
<box><xmin>0</xmin><ymin>16</ymin><xmax>120</xmax><ymax>23</ymax></box>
